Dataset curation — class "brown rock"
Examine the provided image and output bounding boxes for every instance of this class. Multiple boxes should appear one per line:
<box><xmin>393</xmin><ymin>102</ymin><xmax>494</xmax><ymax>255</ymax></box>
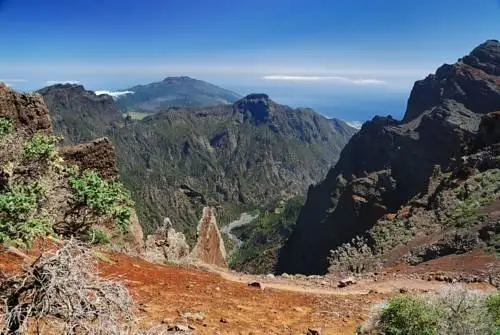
<box><xmin>338</xmin><ymin>276</ymin><xmax>356</xmax><ymax>288</ymax></box>
<box><xmin>248</xmin><ymin>281</ymin><xmax>263</xmax><ymax>289</ymax></box>
<box><xmin>58</xmin><ymin>138</ymin><xmax>119</xmax><ymax>178</ymax></box>
<box><xmin>0</xmin><ymin>82</ymin><xmax>52</xmax><ymax>136</ymax></box>
<box><xmin>190</xmin><ymin>207</ymin><xmax>227</xmax><ymax>267</ymax></box>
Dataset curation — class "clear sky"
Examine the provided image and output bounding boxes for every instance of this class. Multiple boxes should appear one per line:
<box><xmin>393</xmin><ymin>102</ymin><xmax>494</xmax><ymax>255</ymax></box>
<box><xmin>0</xmin><ymin>0</ymin><xmax>499</xmax><ymax>121</ymax></box>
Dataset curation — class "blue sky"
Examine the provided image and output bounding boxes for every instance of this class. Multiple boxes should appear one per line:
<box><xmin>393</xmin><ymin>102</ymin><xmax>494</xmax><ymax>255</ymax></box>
<box><xmin>0</xmin><ymin>0</ymin><xmax>499</xmax><ymax>121</ymax></box>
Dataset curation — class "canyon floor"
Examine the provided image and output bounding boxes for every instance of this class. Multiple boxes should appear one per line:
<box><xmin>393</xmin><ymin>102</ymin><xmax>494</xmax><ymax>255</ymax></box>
<box><xmin>0</xmin><ymin>245</ymin><xmax>497</xmax><ymax>335</ymax></box>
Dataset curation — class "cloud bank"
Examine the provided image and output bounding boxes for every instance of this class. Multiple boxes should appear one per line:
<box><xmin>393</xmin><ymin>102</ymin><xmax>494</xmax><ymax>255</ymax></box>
<box><xmin>262</xmin><ymin>75</ymin><xmax>386</xmax><ymax>85</ymax></box>
<box><xmin>345</xmin><ymin>121</ymin><xmax>364</xmax><ymax>129</ymax></box>
<box><xmin>94</xmin><ymin>90</ymin><xmax>134</xmax><ymax>98</ymax></box>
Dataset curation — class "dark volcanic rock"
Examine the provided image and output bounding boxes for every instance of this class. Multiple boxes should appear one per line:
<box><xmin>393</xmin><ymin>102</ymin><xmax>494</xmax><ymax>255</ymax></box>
<box><xmin>478</xmin><ymin>111</ymin><xmax>500</xmax><ymax>147</ymax></box>
<box><xmin>404</xmin><ymin>40</ymin><xmax>500</xmax><ymax>122</ymax></box>
<box><xmin>277</xmin><ymin>40</ymin><xmax>500</xmax><ymax>275</ymax></box>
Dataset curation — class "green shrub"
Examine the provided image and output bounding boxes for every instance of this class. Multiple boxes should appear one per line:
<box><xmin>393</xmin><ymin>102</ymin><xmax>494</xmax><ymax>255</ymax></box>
<box><xmin>88</xmin><ymin>228</ymin><xmax>110</xmax><ymax>245</ymax></box>
<box><xmin>68</xmin><ymin>170</ymin><xmax>133</xmax><ymax>232</ymax></box>
<box><xmin>379</xmin><ymin>295</ymin><xmax>440</xmax><ymax>335</ymax></box>
<box><xmin>22</xmin><ymin>133</ymin><xmax>61</xmax><ymax>159</ymax></box>
<box><xmin>0</xmin><ymin>183</ymin><xmax>41</xmax><ymax>220</ymax></box>
<box><xmin>358</xmin><ymin>288</ymin><xmax>500</xmax><ymax>335</ymax></box>
<box><xmin>0</xmin><ymin>183</ymin><xmax>51</xmax><ymax>246</ymax></box>
<box><xmin>0</xmin><ymin>117</ymin><xmax>13</xmax><ymax>136</ymax></box>
<box><xmin>0</xmin><ymin>218</ymin><xmax>53</xmax><ymax>246</ymax></box>
<box><xmin>486</xmin><ymin>292</ymin><xmax>500</xmax><ymax>329</ymax></box>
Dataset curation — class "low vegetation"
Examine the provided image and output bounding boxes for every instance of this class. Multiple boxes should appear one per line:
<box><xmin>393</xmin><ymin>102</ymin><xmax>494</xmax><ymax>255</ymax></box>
<box><xmin>446</xmin><ymin>169</ymin><xmax>500</xmax><ymax>228</ymax></box>
<box><xmin>229</xmin><ymin>196</ymin><xmax>304</xmax><ymax>273</ymax></box>
<box><xmin>69</xmin><ymin>170</ymin><xmax>134</xmax><ymax>233</ymax></box>
<box><xmin>0</xmin><ymin>182</ymin><xmax>52</xmax><ymax>246</ymax></box>
<box><xmin>357</xmin><ymin>287</ymin><xmax>500</xmax><ymax>335</ymax></box>
<box><xmin>22</xmin><ymin>133</ymin><xmax>61</xmax><ymax>160</ymax></box>
<box><xmin>0</xmin><ymin>117</ymin><xmax>13</xmax><ymax>136</ymax></box>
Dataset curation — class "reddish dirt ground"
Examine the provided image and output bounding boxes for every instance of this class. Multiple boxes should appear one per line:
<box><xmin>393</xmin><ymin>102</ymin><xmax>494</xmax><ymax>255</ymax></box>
<box><xmin>98</xmin><ymin>253</ymin><xmax>376</xmax><ymax>334</ymax></box>
<box><xmin>0</xmin><ymin>245</ymin><xmax>497</xmax><ymax>335</ymax></box>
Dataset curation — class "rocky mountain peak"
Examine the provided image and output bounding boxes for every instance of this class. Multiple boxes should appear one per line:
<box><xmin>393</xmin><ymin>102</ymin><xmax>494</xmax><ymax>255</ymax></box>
<box><xmin>234</xmin><ymin>93</ymin><xmax>275</xmax><ymax>125</ymax></box>
<box><xmin>404</xmin><ymin>39</ymin><xmax>500</xmax><ymax>122</ymax></box>
<box><xmin>462</xmin><ymin>39</ymin><xmax>500</xmax><ymax>75</ymax></box>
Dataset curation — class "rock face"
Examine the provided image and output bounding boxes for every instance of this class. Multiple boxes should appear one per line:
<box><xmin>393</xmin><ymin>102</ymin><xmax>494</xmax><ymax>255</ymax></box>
<box><xmin>58</xmin><ymin>138</ymin><xmax>119</xmax><ymax>178</ymax></box>
<box><xmin>277</xmin><ymin>40</ymin><xmax>500</xmax><ymax>275</ymax></box>
<box><xmin>0</xmin><ymin>82</ymin><xmax>52</xmax><ymax>135</ymax></box>
<box><xmin>40</xmin><ymin>85</ymin><xmax>356</xmax><ymax>249</ymax></box>
<box><xmin>190</xmin><ymin>207</ymin><xmax>227</xmax><ymax>267</ymax></box>
<box><xmin>144</xmin><ymin>218</ymin><xmax>190</xmax><ymax>263</ymax></box>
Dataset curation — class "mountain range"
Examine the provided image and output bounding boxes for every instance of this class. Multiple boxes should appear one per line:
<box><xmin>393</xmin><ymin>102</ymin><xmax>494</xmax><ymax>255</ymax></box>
<box><xmin>38</xmin><ymin>85</ymin><xmax>356</xmax><ymax>261</ymax></box>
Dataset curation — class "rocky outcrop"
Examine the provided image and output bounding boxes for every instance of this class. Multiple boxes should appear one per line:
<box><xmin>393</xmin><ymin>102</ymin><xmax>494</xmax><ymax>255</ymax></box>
<box><xmin>190</xmin><ymin>207</ymin><xmax>227</xmax><ymax>267</ymax></box>
<box><xmin>0</xmin><ymin>82</ymin><xmax>52</xmax><ymax>135</ymax></box>
<box><xmin>478</xmin><ymin>111</ymin><xmax>500</xmax><ymax>147</ymax></box>
<box><xmin>404</xmin><ymin>40</ymin><xmax>500</xmax><ymax>122</ymax></box>
<box><xmin>58</xmin><ymin>138</ymin><xmax>119</xmax><ymax>178</ymax></box>
<box><xmin>277</xmin><ymin>40</ymin><xmax>500</xmax><ymax>275</ymax></box>
<box><xmin>144</xmin><ymin>218</ymin><xmax>190</xmax><ymax>263</ymax></box>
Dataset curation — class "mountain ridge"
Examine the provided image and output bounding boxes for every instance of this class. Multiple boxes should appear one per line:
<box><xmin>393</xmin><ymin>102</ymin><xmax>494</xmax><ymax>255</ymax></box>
<box><xmin>39</xmin><ymin>85</ymin><xmax>356</xmax><ymax>259</ymax></box>
<box><xmin>277</xmin><ymin>39</ymin><xmax>500</xmax><ymax>275</ymax></box>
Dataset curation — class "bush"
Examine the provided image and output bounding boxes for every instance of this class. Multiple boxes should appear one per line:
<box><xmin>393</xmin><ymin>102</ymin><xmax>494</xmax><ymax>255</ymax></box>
<box><xmin>0</xmin><ymin>117</ymin><xmax>13</xmax><ymax>136</ymax></box>
<box><xmin>88</xmin><ymin>228</ymin><xmax>111</xmax><ymax>245</ymax></box>
<box><xmin>0</xmin><ymin>218</ymin><xmax>52</xmax><ymax>247</ymax></box>
<box><xmin>358</xmin><ymin>287</ymin><xmax>500</xmax><ymax>335</ymax></box>
<box><xmin>0</xmin><ymin>239</ymin><xmax>132</xmax><ymax>334</ymax></box>
<box><xmin>486</xmin><ymin>292</ymin><xmax>500</xmax><ymax>329</ymax></box>
<box><xmin>432</xmin><ymin>286</ymin><xmax>497</xmax><ymax>335</ymax></box>
<box><xmin>0</xmin><ymin>183</ymin><xmax>52</xmax><ymax>245</ymax></box>
<box><xmin>22</xmin><ymin>133</ymin><xmax>61</xmax><ymax>159</ymax></box>
<box><xmin>379</xmin><ymin>295</ymin><xmax>440</xmax><ymax>335</ymax></box>
<box><xmin>0</xmin><ymin>183</ymin><xmax>41</xmax><ymax>220</ymax></box>
<box><xmin>69</xmin><ymin>170</ymin><xmax>134</xmax><ymax>232</ymax></box>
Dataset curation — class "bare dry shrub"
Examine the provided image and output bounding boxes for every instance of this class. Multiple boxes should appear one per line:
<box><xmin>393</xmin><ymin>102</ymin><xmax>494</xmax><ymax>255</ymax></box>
<box><xmin>0</xmin><ymin>239</ymin><xmax>132</xmax><ymax>334</ymax></box>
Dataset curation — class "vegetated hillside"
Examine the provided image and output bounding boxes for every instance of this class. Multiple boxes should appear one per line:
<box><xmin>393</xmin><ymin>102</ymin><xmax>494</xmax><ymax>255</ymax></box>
<box><xmin>229</xmin><ymin>195</ymin><xmax>305</xmax><ymax>274</ymax></box>
<box><xmin>277</xmin><ymin>39</ymin><xmax>500</xmax><ymax>275</ymax></box>
<box><xmin>115</xmin><ymin>76</ymin><xmax>242</xmax><ymax>113</ymax></box>
<box><xmin>0</xmin><ymin>82</ymin><xmax>143</xmax><ymax>249</ymax></box>
<box><xmin>38</xmin><ymin>84</ymin><xmax>123</xmax><ymax>144</ymax></box>
<box><xmin>39</xmin><ymin>88</ymin><xmax>356</xmax><ymax>250</ymax></box>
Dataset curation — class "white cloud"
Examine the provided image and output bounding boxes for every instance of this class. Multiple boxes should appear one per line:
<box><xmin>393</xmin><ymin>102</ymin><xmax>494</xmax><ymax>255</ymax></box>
<box><xmin>345</xmin><ymin>121</ymin><xmax>364</xmax><ymax>129</ymax></box>
<box><xmin>45</xmin><ymin>80</ymin><xmax>80</xmax><ymax>86</ymax></box>
<box><xmin>262</xmin><ymin>75</ymin><xmax>386</xmax><ymax>85</ymax></box>
<box><xmin>94</xmin><ymin>90</ymin><xmax>134</xmax><ymax>98</ymax></box>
